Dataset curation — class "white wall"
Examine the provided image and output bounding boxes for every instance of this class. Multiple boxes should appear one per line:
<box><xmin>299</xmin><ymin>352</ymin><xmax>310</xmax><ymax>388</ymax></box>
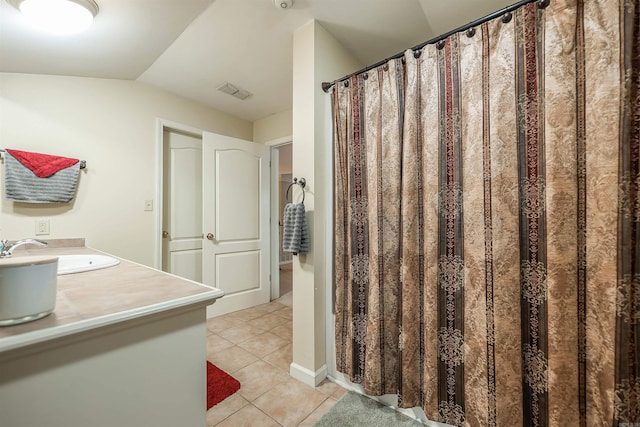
<box><xmin>290</xmin><ymin>20</ymin><xmax>361</xmax><ymax>386</ymax></box>
<box><xmin>253</xmin><ymin>109</ymin><xmax>292</xmax><ymax>143</ymax></box>
<box><xmin>0</xmin><ymin>73</ymin><xmax>252</xmax><ymax>266</ymax></box>
<box><xmin>278</xmin><ymin>144</ymin><xmax>292</xmax><ymax>175</ymax></box>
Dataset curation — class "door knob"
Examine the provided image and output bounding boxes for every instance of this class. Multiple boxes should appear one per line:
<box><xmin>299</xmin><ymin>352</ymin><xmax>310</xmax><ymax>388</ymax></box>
<box><xmin>206</xmin><ymin>233</ymin><xmax>215</xmax><ymax>240</ymax></box>
<box><xmin>162</xmin><ymin>230</ymin><xmax>169</xmax><ymax>238</ymax></box>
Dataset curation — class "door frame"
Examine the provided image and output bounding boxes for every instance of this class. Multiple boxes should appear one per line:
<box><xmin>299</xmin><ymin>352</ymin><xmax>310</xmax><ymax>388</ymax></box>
<box><xmin>264</xmin><ymin>136</ymin><xmax>292</xmax><ymax>301</ymax></box>
<box><xmin>155</xmin><ymin>120</ymin><xmax>290</xmax><ymax>305</ymax></box>
<box><xmin>154</xmin><ymin>119</ymin><xmax>205</xmax><ymax>271</ymax></box>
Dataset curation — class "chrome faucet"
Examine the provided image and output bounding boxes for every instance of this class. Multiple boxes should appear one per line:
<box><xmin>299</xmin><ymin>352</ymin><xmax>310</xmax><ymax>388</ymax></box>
<box><xmin>0</xmin><ymin>239</ymin><xmax>48</xmax><ymax>258</ymax></box>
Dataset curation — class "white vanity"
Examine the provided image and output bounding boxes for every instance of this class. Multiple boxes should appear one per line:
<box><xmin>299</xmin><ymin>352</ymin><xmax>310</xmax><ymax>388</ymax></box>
<box><xmin>0</xmin><ymin>240</ymin><xmax>223</xmax><ymax>427</ymax></box>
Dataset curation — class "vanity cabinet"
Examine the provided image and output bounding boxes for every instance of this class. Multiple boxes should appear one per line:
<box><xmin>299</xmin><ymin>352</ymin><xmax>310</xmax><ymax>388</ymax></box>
<box><xmin>0</xmin><ymin>245</ymin><xmax>223</xmax><ymax>427</ymax></box>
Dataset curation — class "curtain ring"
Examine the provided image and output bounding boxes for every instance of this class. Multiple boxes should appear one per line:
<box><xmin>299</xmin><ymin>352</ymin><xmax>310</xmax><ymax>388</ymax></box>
<box><xmin>436</xmin><ymin>40</ymin><xmax>445</xmax><ymax>50</ymax></box>
<box><xmin>413</xmin><ymin>50</ymin><xmax>421</xmax><ymax>59</ymax></box>
<box><xmin>343</xmin><ymin>80</ymin><xmax>349</xmax><ymax>88</ymax></box>
<box><xmin>363</xmin><ymin>73</ymin><xmax>368</xmax><ymax>80</ymax></box>
<box><xmin>383</xmin><ymin>63</ymin><xmax>389</xmax><ymax>71</ymax></box>
<box><xmin>538</xmin><ymin>0</ymin><xmax>550</xmax><ymax>8</ymax></box>
<box><xmin>466</xmin><ymin>27</ymin><xmax>476</xmax><ymax>38</ymax></box>
<box><xmin>502</xmin><ymin>12</ymin><xmax>512</xmax><ymax>23</ymax></box>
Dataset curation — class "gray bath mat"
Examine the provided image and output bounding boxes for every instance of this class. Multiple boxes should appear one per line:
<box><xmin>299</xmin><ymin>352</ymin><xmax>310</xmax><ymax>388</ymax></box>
<box><xmin>314</xmin><ymin>391</ymin><xmax>424</xmax><ymax>426</ymax></box>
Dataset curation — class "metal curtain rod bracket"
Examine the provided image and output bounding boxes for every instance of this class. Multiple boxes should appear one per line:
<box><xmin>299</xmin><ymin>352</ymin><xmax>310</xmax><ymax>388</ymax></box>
<box><xmin>286</xmin><ymin>177</ymin><xmax>307</xmax><ymax>203</ymax></box>
<box><xmin>321</xmin><ymin>0</ymin><xmax>549</xmax><ymax>93</ymax></box>
<box><xmin>0</xmin><ymin>149</ymin><xmax>87</xmax><ymax>169</ymax></box>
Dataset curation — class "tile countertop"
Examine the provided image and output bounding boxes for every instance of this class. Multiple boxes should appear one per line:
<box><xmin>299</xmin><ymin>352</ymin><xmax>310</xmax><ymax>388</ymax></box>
<box><xmin>0</xmin><ymin>239</ymin><xmax>224</xmax><ymax>353</ymax></box>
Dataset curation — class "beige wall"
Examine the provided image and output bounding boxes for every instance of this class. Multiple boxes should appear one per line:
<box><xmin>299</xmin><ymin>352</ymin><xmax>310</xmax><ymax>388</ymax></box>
<box><xmin>290</xmin><ymin>20</ymin><xmax>361</xmax><ymax>385</ymax></box>
<box><xmin>0</xmin><ymin>73</ymin><xmax>252</xmax><ymax>266</ymax></box>
<box><xmin>1</xmin><ymin>21</ymin><xmax>360</xmax><ymax>384</ymax></box>
<box><xmin>253</xmin><ymin>109</ymin><xmax>292</xmax><ymax>143</ymax></box>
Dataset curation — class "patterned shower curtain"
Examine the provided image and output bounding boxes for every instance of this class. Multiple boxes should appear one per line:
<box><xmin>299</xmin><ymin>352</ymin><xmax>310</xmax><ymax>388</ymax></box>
<box><xmin>332</xmin><ymin>0</ymin><xmax>639</xmax><ymax>426</ymax></box>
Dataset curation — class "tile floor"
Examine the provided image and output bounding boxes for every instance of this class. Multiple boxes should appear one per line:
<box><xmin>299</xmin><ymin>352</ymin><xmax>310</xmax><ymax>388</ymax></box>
<box><xmin>205</xmin><ymin>298</ymin><xmax>346</xmax><ymax>426</ymax></box>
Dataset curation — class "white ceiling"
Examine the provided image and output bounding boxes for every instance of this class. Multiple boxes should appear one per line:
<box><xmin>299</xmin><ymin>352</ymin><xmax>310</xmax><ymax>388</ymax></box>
<box><xmin>0</xmin><ymin>0</ymin><xmax>515</xmax><ymax>122</ymax></box>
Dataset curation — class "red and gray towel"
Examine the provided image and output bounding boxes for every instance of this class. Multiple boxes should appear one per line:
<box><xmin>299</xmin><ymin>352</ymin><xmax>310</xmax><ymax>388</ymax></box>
<box><xmin>3</xmin><ymin>149</ymin><xmax>81</xmax><ymax>203</ymax></box>
<box><xmin>282</xmin><ymin>202</ymin><xmax>309</xmax><ymax>255</ymax></box>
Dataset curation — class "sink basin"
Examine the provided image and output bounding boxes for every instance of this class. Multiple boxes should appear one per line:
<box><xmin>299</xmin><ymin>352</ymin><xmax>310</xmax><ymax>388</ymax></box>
<box><xmin>0</xmin><ymin>255</ymin><xmax>58</xmax><ymax>326</ymax></box>
<box><xmin>57</xmin><ymin>254</ymin><xmax>120</xmax><ymax>275</ymax></box>
<box><xmin>0</xmin><ymin>253</ymin><xmax>120</xmax><ymax>326</ymax></box>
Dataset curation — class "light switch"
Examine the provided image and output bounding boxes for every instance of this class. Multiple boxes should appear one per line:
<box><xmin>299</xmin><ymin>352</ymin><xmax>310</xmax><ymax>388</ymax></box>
<box><xmin>36</xmin><ymin>219</ymin><xmax>50</xmax><ymax>235</ymax></box>
<box><xmin>144</xmin><ymin>200</ymin><xmax>153</xmax><ymax>212</ymax></box>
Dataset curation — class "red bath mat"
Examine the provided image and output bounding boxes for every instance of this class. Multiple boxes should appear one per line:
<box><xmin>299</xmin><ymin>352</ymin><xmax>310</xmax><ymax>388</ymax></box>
<box><xmin>207</xmin><ymin>361</ymin><xmax>241</xmax><ymax>410</ymax></box>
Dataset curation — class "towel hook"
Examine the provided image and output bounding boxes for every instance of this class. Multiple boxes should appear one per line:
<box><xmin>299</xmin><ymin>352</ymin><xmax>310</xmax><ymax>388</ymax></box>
<box><xmin>286</xmin><ymin>177</ymin><xmax>306</xmax><ymax>203</ymax></box>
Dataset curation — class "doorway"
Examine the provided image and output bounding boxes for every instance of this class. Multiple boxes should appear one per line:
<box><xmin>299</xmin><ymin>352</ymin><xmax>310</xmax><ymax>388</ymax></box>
<box><xmin>156</xmin><ymin>120</ymin><xmax>272</xmax><ymax>317</ymax></box>
<box><xmin>161</xmin><ymin>128</ymin><xmax>203</xmax><ymax>282</ymax></box>
<box><xmin>274</xmin><ymin>143</ymin><xmax>293</xmax><ymax>306</ymax></box>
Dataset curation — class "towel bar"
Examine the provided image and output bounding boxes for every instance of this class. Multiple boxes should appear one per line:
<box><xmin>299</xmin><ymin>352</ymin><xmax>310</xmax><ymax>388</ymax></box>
<box><xmin>0</xmin><ymin>149</ymin><xmax>87</xmax><ymax>169</ymax></box>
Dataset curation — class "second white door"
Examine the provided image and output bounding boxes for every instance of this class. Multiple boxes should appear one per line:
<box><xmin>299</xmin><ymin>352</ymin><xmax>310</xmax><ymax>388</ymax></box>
<box><xmin>202</xmin><ymin>132</ymin><xmax>271</xmax><ymax>317</ymax></box>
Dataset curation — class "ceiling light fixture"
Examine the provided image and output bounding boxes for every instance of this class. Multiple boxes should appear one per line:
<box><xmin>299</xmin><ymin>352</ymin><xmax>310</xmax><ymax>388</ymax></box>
<box><xmin>7</xmin><ymin>0</ymin><xmax>99</xmax><ymax>35</ymax></box>
<box><xmin>273</xmin><ymin>0</ymin><xmax>293</xmax><ymax>10</ymax></box>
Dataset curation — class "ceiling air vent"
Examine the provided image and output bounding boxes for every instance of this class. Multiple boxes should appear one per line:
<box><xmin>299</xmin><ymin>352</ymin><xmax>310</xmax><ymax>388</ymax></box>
<box><xmin>217</xmin><ymin>82</ymin><xmax>252</xmax><ymax>100</ymax></box>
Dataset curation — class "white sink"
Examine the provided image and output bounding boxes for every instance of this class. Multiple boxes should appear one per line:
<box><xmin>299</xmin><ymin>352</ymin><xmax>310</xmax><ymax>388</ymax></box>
<box><xmin>57</xmin><ymin>254</ymin><xmax>120</xmax><ymax>275</ymax></box>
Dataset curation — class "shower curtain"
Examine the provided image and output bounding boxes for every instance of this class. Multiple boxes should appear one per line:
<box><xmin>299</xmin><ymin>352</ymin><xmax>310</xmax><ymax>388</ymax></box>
<box><xmin>332</xmin><ymin>0</ymin><xmax>638</xmax><ymax>426</ymax></box>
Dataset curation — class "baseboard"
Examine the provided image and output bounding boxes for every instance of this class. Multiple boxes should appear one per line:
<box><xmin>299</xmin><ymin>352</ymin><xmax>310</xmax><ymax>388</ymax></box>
<box><xmin>325</xmin><ymin>373</ymin><xmax>362</xmax><ymax>394</ymax></box>
<box><xmin>289</xmin><ymin>362</ymin><xmax>327</xmax><ymax>387</ymax></box>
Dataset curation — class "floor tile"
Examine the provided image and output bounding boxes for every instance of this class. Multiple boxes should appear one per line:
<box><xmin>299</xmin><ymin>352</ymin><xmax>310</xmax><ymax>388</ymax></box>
<box><xmin>206</xmin><ymin>393</ymin><xmax>249</xmax><ymax>426</ymax></box>
<box><xmin>207</xmin><ymin>300</ymin><xmax>351</xmax><ymax>426</ymax></box>
<box><xmin>216</xmin><ymin>322</ymin><xmax>266</xmax><ymax>344</ymax></box>
<box><xmin>208</xmin><ymin>345</ymin><xmax>259</xmax><ymax>374</ymax></box>
<box><xmin>256</xmin><ymin>302</ymin><xmax>286</xmax><ymax>313</ymax></box>
<box><xmin>225</xmin><ymin>305</ymin><xmax>273</xmax><ymax>322</ymax></box>
<box><xmin>331</xmin><ymin>386</ymin><xmax>348</xmax><ymax>400</ymax></box>
<box><xmin>262</xmin><ymin>342</ymin><xmax>292</xmax><ymax>372</ymax></box>
<box><xmin>272</xmin><ymin>305</ymin><xmax>293</xmax><ymax>320</ymax></box>
<box><xmin>206</xmin><ymin>333</ymin><xmax>235</xmax><ymax>357</ymax></box>
<box><xmin>270</xmin><ymin>322</ymin><xmax>292</xmax><ymax>341</ymax></box>
<box><xmin>274</xmin><ymin>291</ymin><xmax>292</xmax><ymax>307</ymax></box>
<box><xmin>297</xmin><ymin>397</ymin><xmax>337</xmax><ymax>427</ymax></box>
<box><xmin>237</xmin><ymin>331</ymin><xmax>290</xmax><ymax>358</ymax></box>
<box><xmin>206</xmin><ymin>315</ymin><xmax>246</xmax><ymax>333</ymax></box>
<box><xmin>314</xmin><ymin>379</ymin><xmax>348</xmax><ymax>399</ymax></box>
<box><xmin>215</xmin><ymin>404</ymin><xmax>280</xmax><ymax>427</ymax></box>
<box><xmin>233</xmin><ymin>360</ymin><xmax>290</xmax><ymax>401</ymax></box>
<box><xmin>252</xmin><ymin>377</ymin><xmax>329</xmax><ymax>427</ymax></box>
<box><xmin>246</xmin><ymin>312</ymin><xmax>290</xmax><ymax>331</ymax></box>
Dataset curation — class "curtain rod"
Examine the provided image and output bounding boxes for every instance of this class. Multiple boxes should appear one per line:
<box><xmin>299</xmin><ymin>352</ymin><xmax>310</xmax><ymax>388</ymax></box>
<box><xmin>321</xmin><ymin>0</ymin><xmax>549</xmax><ymax>93</ymax></box>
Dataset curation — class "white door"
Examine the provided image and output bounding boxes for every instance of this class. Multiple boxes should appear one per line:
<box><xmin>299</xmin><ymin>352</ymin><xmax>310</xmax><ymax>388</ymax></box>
<box><xmin>203</xmin><ymin>132</ymin><xmax>271</xmax><ymax>317</ymax></box>
<box><xmin>162</xmin><ymin>130</ymin><xmax>202</xmax><ymax>282</ymax></box>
